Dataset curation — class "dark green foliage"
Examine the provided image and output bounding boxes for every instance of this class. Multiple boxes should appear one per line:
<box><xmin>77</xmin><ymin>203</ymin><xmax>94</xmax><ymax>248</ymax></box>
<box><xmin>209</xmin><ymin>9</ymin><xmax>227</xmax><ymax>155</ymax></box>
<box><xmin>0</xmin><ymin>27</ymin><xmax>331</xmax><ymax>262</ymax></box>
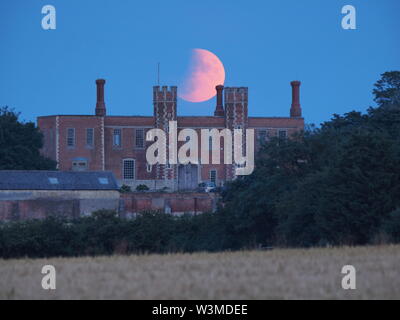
<box><xmin>0</xmin><ymin>217</ymin><xmax>79</xmax><ymax>258</ymax></box>
<box><xmin>0</xmin><ymin>211</ymin><xmax>227</xmax><ymax>259</ymax></box>
<box><xmin>382</xmin><ymin>208</ymin><xmax>400</xmax><ymax>243</ymax></box>
<box><xmin>373</xmin><ymin>71</ymin><xmax>400</xmax><ymax>108</ymax></box>
<box><xmin>136</xmin><ymin>184</ymin><xmax>150</xmax><ymax>192</ymax></box>
<box><xmin>119</xmin><ymin>185</ymin><xmax>132</xmax><ymax>193</ymax></box>
<box><xmin>220</xmin><ymin>71</ymin><xmax>400</xmax><ymax>247</ymax></box>
<box><xmin>0</xmin><ymin>107</ymin><xmax>57</xmax><ymax>170</ymax></box>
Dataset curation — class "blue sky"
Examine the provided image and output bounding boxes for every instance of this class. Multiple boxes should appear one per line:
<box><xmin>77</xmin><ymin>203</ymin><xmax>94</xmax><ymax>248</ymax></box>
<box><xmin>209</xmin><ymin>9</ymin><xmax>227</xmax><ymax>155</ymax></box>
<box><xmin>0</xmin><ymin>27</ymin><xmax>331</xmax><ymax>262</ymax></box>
<box><xmin>0</xmin><ymin>0</ymin><xmax>399</xmax><ymax>125</ymax></box>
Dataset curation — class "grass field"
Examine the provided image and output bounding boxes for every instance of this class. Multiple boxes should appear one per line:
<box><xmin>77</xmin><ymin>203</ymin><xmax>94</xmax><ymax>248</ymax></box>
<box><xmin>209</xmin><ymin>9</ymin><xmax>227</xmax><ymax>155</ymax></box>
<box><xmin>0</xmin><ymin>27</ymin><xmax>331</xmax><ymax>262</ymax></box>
<box><xmin>1</xmin><ymin>245</ymin><xmax>399</xmax><ymax>300</ymax></box>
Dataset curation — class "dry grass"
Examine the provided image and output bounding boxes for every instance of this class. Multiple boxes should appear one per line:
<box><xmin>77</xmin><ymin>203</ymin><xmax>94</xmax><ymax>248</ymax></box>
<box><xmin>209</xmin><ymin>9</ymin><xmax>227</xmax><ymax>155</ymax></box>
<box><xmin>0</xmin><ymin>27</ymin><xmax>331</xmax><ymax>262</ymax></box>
<box><xmin>1</xmin><ymin>245</ymin><xmax>400</xmax><ymax>300</ymax></box>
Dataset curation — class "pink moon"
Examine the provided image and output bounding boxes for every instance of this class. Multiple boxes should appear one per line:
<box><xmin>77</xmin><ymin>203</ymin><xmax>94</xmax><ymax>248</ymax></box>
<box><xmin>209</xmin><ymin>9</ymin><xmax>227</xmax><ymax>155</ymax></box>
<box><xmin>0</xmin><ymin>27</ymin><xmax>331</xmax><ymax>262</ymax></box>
<box><xmin>179</xmin><ymin>49</ymin><xmax>225</xmax><ymax>103</ymax></box>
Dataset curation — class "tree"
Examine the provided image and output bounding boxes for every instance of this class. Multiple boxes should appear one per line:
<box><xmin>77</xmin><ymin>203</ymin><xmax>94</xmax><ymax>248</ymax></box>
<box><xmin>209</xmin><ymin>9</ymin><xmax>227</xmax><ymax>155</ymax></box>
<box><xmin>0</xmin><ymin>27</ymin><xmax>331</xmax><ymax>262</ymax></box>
<box><xmin>373</xmin><ymin>71</ymin><xmax>400</xmax><ymax>108</ymax></box>
<box><xmin>0</xmin><ymin>107</ymin><xmax>56</xmax><ymax>170</ymax></box>
<box><xmin>220</xmin><ymin>71</ymin><xmax>400</xmax><ymax>247</ymax></box>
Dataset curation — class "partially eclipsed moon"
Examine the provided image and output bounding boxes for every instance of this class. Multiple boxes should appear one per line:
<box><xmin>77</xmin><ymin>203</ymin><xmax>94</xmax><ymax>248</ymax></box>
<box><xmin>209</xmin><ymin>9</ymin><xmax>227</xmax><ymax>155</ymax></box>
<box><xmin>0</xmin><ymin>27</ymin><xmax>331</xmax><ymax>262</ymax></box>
<box><xmin>179</xmin><ymin>49</ymin><xmax>225</xmax><ymax>103</ymax></box>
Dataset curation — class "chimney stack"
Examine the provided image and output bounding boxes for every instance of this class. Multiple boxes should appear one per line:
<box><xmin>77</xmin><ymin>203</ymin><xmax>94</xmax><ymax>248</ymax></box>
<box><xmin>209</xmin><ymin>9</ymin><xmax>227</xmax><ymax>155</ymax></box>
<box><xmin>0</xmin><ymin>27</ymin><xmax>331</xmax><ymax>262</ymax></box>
<box><xmin>95</xmin><ymin>79</ymin><xmax>106</xmax><ymax>117</ymax></box>
<box><xmin>290</xmin><ymin>80</ymin><xmax>302</xmax><ymax>118</ymax></box>
<box><xmin>214</xmin><ymin>85</ymin><xmax>224</xmax><ymax>116</ymax></box>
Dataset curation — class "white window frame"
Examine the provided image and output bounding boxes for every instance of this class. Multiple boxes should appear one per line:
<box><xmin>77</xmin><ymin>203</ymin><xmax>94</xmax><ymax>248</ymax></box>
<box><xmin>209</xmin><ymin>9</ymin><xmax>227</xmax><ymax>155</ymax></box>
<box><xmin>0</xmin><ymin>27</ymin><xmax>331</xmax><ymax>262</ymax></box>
<box><xmin>86</xmin><ymin>128</ymin><xmax>94</xmax><ymax>147</ymax></box>
<box><xmin>123</xmin><ymin>159</ymin><xmax>135</xmax><ymax>180</ymax></box>
<box><xmin>278</xmin><ymin>130</ymin><xmax>287</xmax><ymax>139</ymax></box>
<box><xmin>135</xmin><ymin>128</ymin><xmax>145</xmax><ymax>149</ymax></box>
<box><xmin>67</xmin><ymin>128</ymin><xmax>75</xmax><ymax>147</ymax></box>
<box><xmin>210</xmin><ymin>169</ymin><xmax>217</xmax><ymax>185</ymax></box>
<box><xmin>113</xmin><ymin>129</ymin><xmax>122</xmax><ymax>147</ymax></box>
<box><xmin>258</xmin><ymin>129</ymin><xmax>267</xmax><ymax>142</ymax></box>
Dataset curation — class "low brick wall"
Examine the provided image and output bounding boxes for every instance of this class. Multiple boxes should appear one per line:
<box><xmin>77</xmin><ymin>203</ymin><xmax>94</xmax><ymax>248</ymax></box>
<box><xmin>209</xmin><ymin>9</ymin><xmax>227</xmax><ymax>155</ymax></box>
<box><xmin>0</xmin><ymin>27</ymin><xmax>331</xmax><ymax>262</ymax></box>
<box><xmin>120</xmin><ymin>192</ymin><xmax>219</xmax><ymax>216</ymax></box>
<box><xmin>0</xmin><ymin>199</ymin><xmax>80</xmax><ymax>220</ymax></box>
<box><xmin>0</xmin><ymin>190</ymin><xmax>120</xmax><ymax>220</ymax></box>
<box><xmin>0</xmin><ymin>191</ymin><xmax>218</xmax><ymax>220</ymax></box>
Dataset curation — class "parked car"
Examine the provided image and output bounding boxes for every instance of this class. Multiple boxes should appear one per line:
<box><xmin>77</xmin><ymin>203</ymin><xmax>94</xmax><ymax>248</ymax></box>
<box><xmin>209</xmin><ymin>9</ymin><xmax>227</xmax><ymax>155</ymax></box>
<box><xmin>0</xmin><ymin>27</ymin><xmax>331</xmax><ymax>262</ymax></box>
<box><xmin>198</xmin><ymin>181</ymin><xmax>216</xmax><ymax>193</ymax></box>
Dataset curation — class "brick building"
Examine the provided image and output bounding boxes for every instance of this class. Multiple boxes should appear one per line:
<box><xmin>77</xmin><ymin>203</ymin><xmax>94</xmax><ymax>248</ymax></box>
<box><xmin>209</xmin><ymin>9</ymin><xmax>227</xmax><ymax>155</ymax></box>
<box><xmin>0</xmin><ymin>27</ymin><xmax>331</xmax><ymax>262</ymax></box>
<box><xmin>0</xmin><ymin>171</ymin><xmax>120</xmax><ymax>219</ymax></box>
<box><xmin>38</xmin><ymin>80</ymin><xmax>304</xmax><ymax>191</ymax></box>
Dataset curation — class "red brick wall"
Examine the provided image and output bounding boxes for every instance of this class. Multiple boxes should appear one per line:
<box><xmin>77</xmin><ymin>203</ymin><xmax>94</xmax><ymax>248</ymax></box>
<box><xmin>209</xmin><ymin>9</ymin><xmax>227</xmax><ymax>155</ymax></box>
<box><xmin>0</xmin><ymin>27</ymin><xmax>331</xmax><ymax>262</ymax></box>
<box><xmin>103</xmin><ymin>126</ymin><xmax>155</xmax><ymax>180</ymax></box>
<box><xmin>37</xmin><ymin>86</ymin><xmax>304</xmax><ymax>187</ymax></box>
<box><xmin>120</xmin><ymin>192</ymin><xmax>217</xmax><ymax>215</ymax></box>
<box><xmin>38</xmin><ymin>116</ymin><xmax>57</xmax><ymax>161</ymax></box>
<box><xmin>58</xmin><ymin>116</ymin><xmax>104</xmax><ymax>171</ymax></box>
<box><xmin>248</xmin><ymin>117</ymin><xmax>304</xmax><ymax>128</ymax></box>
<box><xmin>0</xmin><ymin>192</ymin><xmax>216</xmax><ymax>219</ymax></box>
<box><xmin>0</xmin><ymin>199</ymin><xmax>80</xmax><ymax>220</ymax></box>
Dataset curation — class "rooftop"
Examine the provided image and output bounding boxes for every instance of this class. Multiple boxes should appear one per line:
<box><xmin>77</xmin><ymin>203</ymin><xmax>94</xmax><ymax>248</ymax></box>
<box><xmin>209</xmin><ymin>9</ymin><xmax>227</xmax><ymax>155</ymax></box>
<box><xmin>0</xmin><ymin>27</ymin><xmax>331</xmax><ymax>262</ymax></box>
<box><xmin>0</xmin><ymin>171</ymin><xmax>119</xmax><ymax>191</ymax></box>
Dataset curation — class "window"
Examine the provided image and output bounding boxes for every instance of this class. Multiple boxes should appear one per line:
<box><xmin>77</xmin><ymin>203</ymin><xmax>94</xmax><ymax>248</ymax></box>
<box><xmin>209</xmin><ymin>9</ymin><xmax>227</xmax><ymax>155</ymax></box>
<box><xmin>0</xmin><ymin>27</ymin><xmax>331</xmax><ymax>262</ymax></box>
<box><xmin>210</xmin><ymin>169</ymin><xmax>217</xmax><ymax>184</ymax></box>
<box><xmin>278</xmin><ymin>130</ymin><xmax>287</xmax><ymax>139</ymax></box>
<box><xmin>48</xmin><ymin>177</ymin><xmax>59</xmax><ymax>184</ymax></box>
<box><xmin>113</xmin><ymin>129</ymin><xmax>122</xmax><ymax>147</ymax></box>
<box><xmin>146</xmin><ymin>163</ymin><xmax>152</xmax><ymax>173</ymax></box>
<box><xmin>67</xmin><ymin>128</ymin><xmax>75</xmax><ymax>147</ymax></box>
<box><xmin>98</xmin><ymin>177</ymin><xmax>109</xmax><ymax>185</ymax></box>
<box><xmin>259</xmin><ymin>130</ymin><xmax>267</xmax><ymax>142</ymax></box>
<box><xmin>86</xmin><ymin>128</ymin><xmax>94</xmax><ymax>147</ymax></box>
<box><xmin>72</xmin><ymin>160</ymin><xmax>88</xmax><ymax>171</ymax></box>
<box><xmin>123</xmin><ymin>159</ymin><xmax>135</xmax><ymax>180</ymax></box>
<box><xmin>135</xmin><ymin>129</ymin><xmax>145</xmax><ymax>148</ymax></box>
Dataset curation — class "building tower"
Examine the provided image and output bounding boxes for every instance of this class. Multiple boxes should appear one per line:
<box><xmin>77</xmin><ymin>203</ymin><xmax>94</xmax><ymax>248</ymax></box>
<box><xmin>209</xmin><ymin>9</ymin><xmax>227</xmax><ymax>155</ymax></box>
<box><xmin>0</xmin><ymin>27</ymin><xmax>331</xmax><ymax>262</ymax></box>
<box><xmin>224</xmin><ymin>87</ymin><xmax>249</xmax><ymax>181</ymax></box>
<box><xmin>153</xmin><ymin>86</ymin><xmax>178</xmax><ymax>190</ymax></box>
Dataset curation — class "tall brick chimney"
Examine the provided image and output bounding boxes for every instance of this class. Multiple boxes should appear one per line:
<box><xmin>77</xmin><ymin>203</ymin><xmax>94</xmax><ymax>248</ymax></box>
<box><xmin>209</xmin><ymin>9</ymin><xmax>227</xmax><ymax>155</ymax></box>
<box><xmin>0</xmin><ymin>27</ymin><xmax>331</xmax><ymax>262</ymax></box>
<box><xmin>95</xmin><ymin>79</ymin><xmax>106</xmax><ymax>117</ymax></box>
<box><xmin>214</xmin><ymin>85</ymin><xmax>224</xmax><ymax>116</ymax></box>
<box><xmin>290</xmin><ymin>80</ymin><xmax>302</xmax><ymax>118</ymax></box>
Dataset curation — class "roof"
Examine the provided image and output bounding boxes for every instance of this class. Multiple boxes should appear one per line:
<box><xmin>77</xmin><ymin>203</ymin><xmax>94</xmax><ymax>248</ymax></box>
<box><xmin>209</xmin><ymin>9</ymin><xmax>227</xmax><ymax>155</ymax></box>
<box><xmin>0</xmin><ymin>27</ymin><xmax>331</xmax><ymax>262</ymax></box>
<box><xmin>37</xmin><ymin>115</ymin><xmax>154</xmax><ymax>119</ymax></box>
<box><xmin>0</xmin><ymin>171</ymin><xmax>119</xmax><ymax>191</ymax></box>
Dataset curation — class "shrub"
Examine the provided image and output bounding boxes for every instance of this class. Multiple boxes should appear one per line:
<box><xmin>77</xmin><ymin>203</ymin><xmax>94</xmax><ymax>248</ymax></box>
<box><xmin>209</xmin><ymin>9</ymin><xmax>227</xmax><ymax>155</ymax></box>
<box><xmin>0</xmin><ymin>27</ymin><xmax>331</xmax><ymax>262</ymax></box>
<box><xmin>0</xmin><ymin>210</ymin><xmax>226</xmax><ymax>259</ymax></box>
<box><xmin>382</xmin><ymin>208</ymin><xmax>400</xmax><ymax>243</ymax></box>
<box><xmin>136</xmin><ymin>184</ymin><xmax>150</xmax><ymax>192</ymax></box>
<box><xmin>119</xmin><ymin>185</ymin><xmax>132</xmax><ymax>193</ymax></box>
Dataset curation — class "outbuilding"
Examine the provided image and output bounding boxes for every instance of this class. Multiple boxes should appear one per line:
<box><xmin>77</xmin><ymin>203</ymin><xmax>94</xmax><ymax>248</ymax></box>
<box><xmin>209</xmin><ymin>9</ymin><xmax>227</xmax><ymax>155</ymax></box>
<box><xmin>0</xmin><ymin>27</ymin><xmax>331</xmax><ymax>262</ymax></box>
<box><xmin>0</xmin><ymin>171</ymin><xmax>120</xmax><ymax>220</ymax></box>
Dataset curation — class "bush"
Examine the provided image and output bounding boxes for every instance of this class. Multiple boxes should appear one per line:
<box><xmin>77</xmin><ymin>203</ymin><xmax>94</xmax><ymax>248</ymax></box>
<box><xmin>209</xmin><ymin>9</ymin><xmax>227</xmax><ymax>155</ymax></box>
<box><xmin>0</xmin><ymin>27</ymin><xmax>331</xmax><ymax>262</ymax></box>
<box><xmin>382</xmin><ymin>208</ymin><xmax>400</xmax><ymax>243</ymax></box>
<box><xmin>119</xmin><ymin>185</ymin><xmax>132</xmax><ymax>193</ymax></box>
<box><xmin>136</xmin><ymin>184</ymin><xmax>150</xmax><ymax>192</ymax></box>
<box><xmin>0</xmin><ymin>211</ymin><xmax>226</xmax><ymax>259</ymax></box>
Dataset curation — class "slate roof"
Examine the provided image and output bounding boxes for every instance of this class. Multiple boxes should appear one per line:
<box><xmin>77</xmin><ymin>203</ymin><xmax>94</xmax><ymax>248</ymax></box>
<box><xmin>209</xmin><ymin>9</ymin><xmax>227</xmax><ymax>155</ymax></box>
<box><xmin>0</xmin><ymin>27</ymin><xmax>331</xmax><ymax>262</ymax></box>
<box><xmin>0</xmin><ymin>171</ymin><xmax>119</xmax><ymax>191</ymax></box>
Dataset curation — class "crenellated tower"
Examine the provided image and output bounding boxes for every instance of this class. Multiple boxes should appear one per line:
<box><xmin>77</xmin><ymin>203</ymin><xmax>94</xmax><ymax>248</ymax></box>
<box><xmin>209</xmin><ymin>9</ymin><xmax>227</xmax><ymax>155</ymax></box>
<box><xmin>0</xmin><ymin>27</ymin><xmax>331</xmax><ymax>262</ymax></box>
<box><xmin>153</xmin><ymin>86</ymin><xmax>178</xmax><ymax>189</ymax></box>
<box><xmin>224</xmin><ymin>87</ymin><xmax>249</xmax><ymax>180</ymax></box>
